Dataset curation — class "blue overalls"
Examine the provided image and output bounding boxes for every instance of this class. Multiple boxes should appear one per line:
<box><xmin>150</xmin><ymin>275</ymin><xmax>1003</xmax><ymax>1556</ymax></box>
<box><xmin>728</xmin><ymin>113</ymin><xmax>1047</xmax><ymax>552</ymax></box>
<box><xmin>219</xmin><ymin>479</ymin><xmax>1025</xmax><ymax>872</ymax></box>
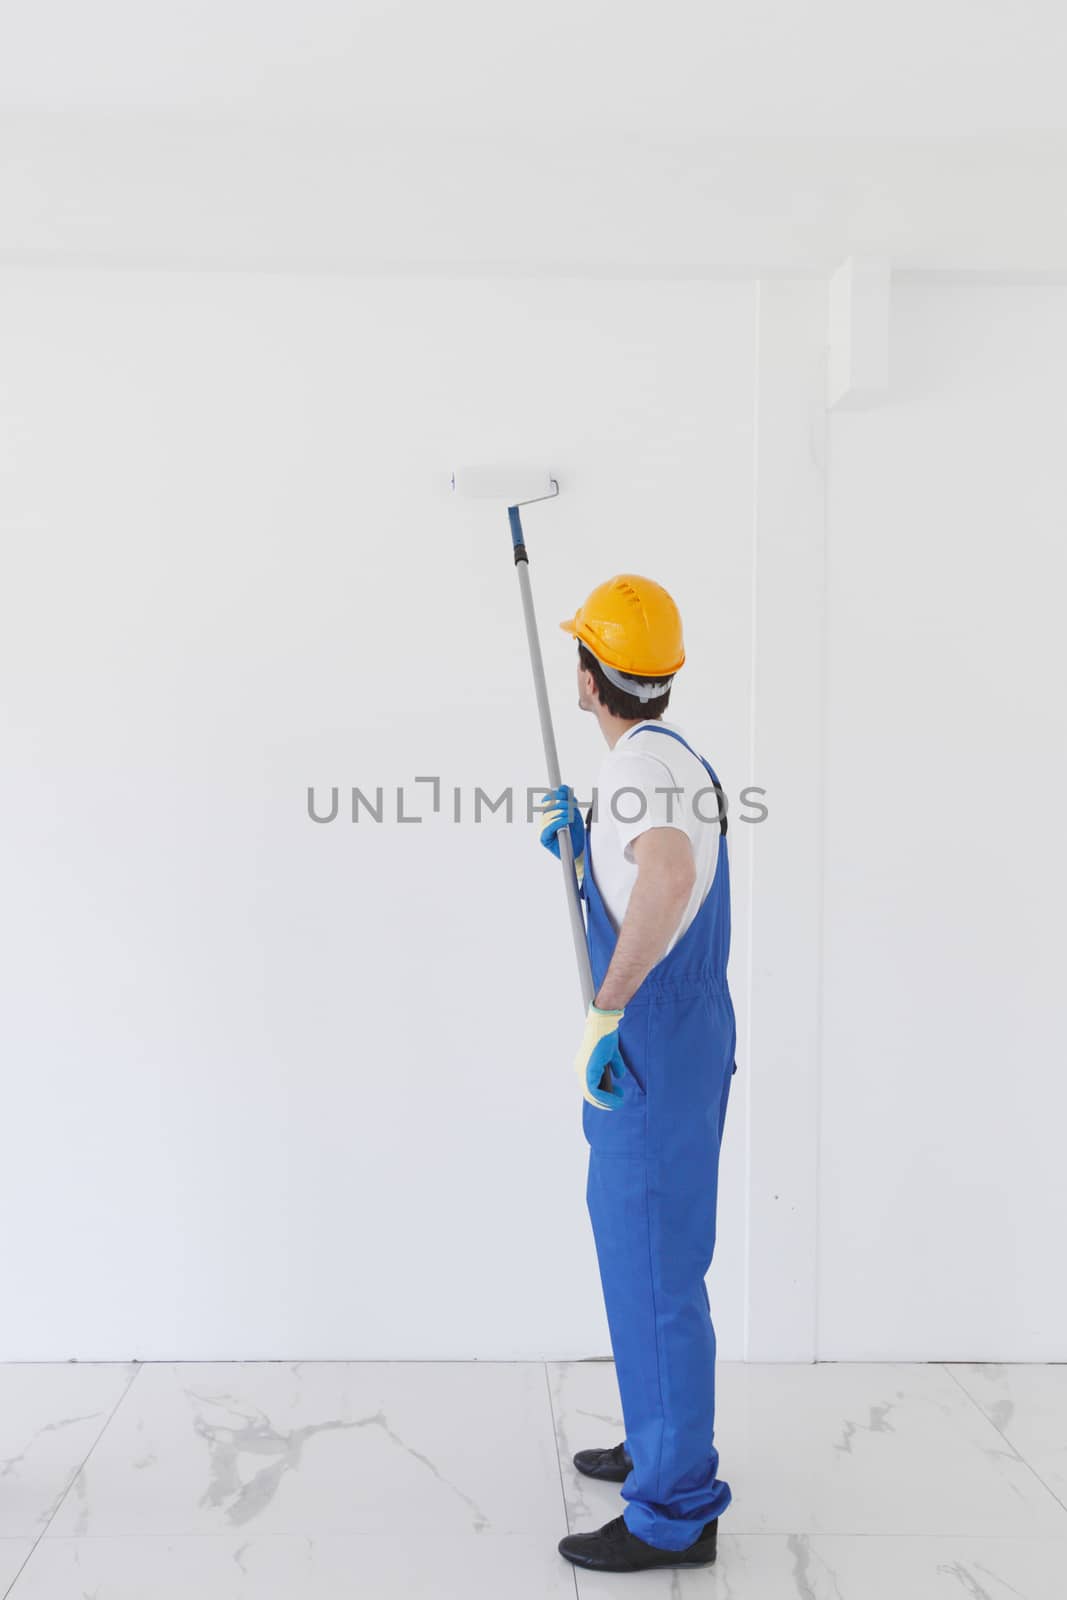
<box><xmin>581</xmin><ymin>724</ymin><xmax>737</xmax><ymax>1550</ymax></box>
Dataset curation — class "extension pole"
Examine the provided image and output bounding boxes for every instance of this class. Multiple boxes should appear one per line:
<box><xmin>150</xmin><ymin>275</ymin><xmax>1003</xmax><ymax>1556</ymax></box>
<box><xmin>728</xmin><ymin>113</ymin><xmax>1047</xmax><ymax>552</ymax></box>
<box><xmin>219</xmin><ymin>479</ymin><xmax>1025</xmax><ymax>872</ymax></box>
<box><xmin>509</xmin><ymin>504</ymin><xmax>595</xmax><ymax>1012</ymax></box>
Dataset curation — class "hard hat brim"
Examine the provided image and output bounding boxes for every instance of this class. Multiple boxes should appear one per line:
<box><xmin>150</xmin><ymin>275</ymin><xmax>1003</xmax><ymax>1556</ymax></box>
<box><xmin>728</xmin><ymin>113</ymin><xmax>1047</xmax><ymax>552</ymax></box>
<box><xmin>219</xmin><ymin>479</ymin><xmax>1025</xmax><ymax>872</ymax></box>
<box><xmin>561</xmin><ymin>615</ymin><xmax>684</xmax><ymax>677</ymax></box>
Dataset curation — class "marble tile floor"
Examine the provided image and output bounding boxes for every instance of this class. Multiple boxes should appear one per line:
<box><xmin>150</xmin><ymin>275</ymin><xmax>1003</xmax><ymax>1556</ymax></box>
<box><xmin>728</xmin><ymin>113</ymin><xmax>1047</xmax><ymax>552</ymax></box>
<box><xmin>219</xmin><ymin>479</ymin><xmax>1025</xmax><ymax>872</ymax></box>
<box><xmin>0</xmin><ymin>1358</ymin><xmax>1064</xmax><ymax>1598</ymax></box>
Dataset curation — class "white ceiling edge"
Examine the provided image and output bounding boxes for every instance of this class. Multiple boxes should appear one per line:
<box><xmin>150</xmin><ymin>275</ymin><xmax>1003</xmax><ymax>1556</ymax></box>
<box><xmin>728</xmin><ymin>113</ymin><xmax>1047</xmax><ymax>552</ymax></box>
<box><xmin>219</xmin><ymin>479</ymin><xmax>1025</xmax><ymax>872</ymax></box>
<box><xmin>3</xmin><ymin>117</ymin><xmax>1067</xmax><ymax>277</ymax></box>
<box><xmin>8</xmin><ymin>260</ymin><xmax>1067</xmax><ymax>288</ymax></box>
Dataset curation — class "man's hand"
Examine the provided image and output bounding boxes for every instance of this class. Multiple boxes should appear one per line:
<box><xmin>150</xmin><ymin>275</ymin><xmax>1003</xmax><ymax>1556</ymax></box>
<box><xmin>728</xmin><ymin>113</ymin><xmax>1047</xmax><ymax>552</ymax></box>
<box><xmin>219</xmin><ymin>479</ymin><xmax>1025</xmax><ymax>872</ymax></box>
<box><xmin>537</xmin><ymin>784</ymin><xmax>586</xmax><ymax>883</ymax></box>
<box><xmin>594</xmin><ymin>828</ymin><xmax>696</xmax><ymax>1011</ymax></box>
<box><xmin>575</xmin><ymin>1003</ymin><xmax>627</xmax><ymax>1110</ymax></box>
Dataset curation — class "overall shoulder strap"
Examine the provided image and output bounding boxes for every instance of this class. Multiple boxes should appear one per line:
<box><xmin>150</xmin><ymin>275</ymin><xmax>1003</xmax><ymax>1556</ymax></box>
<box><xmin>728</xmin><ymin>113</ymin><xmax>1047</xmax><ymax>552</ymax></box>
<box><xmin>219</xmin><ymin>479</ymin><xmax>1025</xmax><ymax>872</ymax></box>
<box><xmin>624</xmin><ymin>724</ymin><xmax>727</xmax><ymax>835</ymax></box>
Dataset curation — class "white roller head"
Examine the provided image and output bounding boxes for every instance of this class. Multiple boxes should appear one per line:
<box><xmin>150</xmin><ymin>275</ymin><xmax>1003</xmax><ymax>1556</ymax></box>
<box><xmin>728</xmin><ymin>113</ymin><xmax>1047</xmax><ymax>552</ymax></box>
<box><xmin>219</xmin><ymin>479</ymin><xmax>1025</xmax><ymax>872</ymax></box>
<box><xmin>450</xmin><ymin>465</ymin><xmax>558</xmax><ymax>505</ymax></box>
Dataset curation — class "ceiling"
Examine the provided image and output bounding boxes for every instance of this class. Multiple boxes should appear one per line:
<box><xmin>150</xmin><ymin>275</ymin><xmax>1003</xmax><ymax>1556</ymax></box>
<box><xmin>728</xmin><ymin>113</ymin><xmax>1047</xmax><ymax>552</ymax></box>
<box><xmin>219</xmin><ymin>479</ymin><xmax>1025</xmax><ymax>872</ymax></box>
<box><xmin>2</xmin><ymin>1</ymin><xmax>1066</xmax><ymax>274</ymax></box>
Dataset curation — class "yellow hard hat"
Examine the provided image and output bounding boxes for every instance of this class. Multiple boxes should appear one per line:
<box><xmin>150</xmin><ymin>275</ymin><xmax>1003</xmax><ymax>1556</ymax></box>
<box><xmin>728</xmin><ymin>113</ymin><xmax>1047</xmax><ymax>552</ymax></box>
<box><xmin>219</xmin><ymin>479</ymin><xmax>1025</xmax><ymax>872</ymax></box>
<box><xmin>560</xmin><ymin>574</ymin><xmax>685</xmax><ymax>678</ymax></box>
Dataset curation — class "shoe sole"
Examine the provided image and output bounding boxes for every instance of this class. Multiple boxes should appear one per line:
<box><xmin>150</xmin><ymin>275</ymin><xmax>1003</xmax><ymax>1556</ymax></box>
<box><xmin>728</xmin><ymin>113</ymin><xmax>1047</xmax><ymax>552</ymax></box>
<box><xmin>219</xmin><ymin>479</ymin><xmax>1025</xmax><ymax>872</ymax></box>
<box><xmin>572</xmin><ymin>1458</ymin><xmax>631</xmax><ymax>1483</ymax></box>
<box><xmin>559</xmin><ymin>1547</ymin><xmax>717</xmax><ymax>1572</ymax></box>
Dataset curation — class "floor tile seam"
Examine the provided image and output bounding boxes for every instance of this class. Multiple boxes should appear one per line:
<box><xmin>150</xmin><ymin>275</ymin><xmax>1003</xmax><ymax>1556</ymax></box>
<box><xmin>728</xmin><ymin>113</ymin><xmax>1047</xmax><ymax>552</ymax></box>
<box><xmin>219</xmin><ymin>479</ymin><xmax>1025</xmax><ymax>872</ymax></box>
<box><xmin>3</xmin><ymin>1363</ymin><xmax>145</xmax><ymax>1599</ymax></box>
<box><xmin>542</xmin><ymin>1363</ymin><xmax>578</xmax><ymax>1546</ymax></box>
<box><xmin>30</xmin><ymin>1528</ymin><xmax>579</xmax><ymax>1541</ymax></box>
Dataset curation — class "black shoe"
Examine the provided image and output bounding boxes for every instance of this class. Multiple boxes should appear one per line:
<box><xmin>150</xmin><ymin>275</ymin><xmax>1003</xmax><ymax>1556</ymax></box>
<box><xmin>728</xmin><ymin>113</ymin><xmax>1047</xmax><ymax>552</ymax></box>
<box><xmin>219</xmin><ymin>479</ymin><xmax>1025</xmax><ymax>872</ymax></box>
<box><xmin>572</xmin><ymin>1441</ymin><xmax>632</xmax><ymax>1482</ymax></box>
<box><xmin>558</xmin><ymin>1513</ymin><xmax>718</xmax><ymax>1572</ymax></box>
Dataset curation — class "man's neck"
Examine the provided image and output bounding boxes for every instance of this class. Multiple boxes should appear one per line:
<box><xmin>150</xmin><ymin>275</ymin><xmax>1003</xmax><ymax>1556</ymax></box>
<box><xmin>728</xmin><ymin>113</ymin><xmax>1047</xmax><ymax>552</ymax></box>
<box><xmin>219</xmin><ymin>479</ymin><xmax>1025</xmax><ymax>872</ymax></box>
<box><xmin>598</xmin><ymin>709</ymin><xmax>660</xmax><ymax>749</ymax></box>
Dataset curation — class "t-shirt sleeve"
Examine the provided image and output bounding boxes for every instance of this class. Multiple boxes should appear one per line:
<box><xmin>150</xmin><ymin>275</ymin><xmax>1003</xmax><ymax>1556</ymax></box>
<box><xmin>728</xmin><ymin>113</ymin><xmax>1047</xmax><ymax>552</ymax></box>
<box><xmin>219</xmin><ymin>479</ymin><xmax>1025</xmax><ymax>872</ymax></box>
<box><xmin>601</xmin><ymin>751</ymin><xmax>692</xmax><ymax>863</ymax></box>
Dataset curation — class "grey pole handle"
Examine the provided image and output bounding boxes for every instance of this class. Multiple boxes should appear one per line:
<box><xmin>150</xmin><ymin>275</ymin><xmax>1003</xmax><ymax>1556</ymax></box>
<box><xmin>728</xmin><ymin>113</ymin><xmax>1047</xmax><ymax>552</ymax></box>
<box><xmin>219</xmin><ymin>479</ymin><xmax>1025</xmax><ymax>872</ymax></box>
<box><xmin>509</xmin><ymin>507</ymin><xmax>595</xmax><ymax>1011</ymax></box>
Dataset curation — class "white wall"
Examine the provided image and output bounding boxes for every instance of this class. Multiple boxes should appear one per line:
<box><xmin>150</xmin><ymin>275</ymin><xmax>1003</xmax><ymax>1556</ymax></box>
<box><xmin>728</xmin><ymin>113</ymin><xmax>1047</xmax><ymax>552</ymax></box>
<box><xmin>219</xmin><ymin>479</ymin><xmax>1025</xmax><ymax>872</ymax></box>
<box><xmin>818</xmin><ymin>283</ymin><xmax>1067</xmax><ymax>1359</ymax></box>
<box><xmin>0</xmin><ymin>269</ymin><xmax>756</xmax><ymax>1360</ymax></box>
<box><xmin>2</xmin><ymin>268</ymin><xmax>1064</xmax><ymax>1364</ymax></box>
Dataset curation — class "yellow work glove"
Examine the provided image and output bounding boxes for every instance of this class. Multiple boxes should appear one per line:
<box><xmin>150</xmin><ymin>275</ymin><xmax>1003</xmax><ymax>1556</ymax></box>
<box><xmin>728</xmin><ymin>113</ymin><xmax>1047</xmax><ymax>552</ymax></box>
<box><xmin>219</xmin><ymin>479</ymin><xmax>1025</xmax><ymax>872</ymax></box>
<box><xmin>575</xmin><ymin>1003</ymin><xmax>627</xmax><ymax>1110</ymax></box>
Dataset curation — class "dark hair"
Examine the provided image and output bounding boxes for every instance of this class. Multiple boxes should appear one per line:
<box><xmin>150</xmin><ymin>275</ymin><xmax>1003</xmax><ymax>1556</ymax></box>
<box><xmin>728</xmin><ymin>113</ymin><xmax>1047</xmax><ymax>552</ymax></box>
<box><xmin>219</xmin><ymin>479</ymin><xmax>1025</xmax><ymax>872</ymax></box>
<box><xmin>577</xmin><ymin>642</ymin><xmax>672</xmax><ymax>720</ymax></box>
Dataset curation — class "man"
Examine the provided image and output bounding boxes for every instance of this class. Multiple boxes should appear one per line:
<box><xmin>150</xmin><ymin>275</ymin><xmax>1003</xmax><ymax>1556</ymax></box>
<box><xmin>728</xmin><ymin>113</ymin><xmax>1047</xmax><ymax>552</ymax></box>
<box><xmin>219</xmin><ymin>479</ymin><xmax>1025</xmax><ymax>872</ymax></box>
<box><xmin>538</xmin><ymin>573</ymin><xmax>737</xmax><ymax>1575</ymax></box>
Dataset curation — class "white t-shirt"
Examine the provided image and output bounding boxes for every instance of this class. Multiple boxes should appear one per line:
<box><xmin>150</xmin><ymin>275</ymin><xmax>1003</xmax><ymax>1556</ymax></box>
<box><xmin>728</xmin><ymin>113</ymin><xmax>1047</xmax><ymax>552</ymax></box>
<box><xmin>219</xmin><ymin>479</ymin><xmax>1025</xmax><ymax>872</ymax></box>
<box><xmin>588</xmin><ymin>719</ymin><xmax>721</xmax><ymax>956</ymax></box>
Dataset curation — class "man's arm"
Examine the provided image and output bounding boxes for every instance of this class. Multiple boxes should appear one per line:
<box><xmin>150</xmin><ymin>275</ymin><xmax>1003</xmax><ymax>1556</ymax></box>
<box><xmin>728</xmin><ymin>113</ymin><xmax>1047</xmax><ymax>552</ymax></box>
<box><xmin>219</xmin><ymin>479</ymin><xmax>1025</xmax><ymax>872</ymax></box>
<box><xmin>594</xmin><ymin>828</ymin><xmax>696</xmax><ymax>1010</ymax></box>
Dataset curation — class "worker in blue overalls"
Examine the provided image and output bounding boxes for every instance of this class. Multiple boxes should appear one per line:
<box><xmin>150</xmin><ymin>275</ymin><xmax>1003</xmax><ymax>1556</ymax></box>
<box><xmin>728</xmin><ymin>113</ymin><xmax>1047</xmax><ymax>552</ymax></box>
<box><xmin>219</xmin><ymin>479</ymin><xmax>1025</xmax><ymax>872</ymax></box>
<box><xmin>539</xmin><ymin>574</ymin><xmax>737</xmax><ymax>1575</ymax></box>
